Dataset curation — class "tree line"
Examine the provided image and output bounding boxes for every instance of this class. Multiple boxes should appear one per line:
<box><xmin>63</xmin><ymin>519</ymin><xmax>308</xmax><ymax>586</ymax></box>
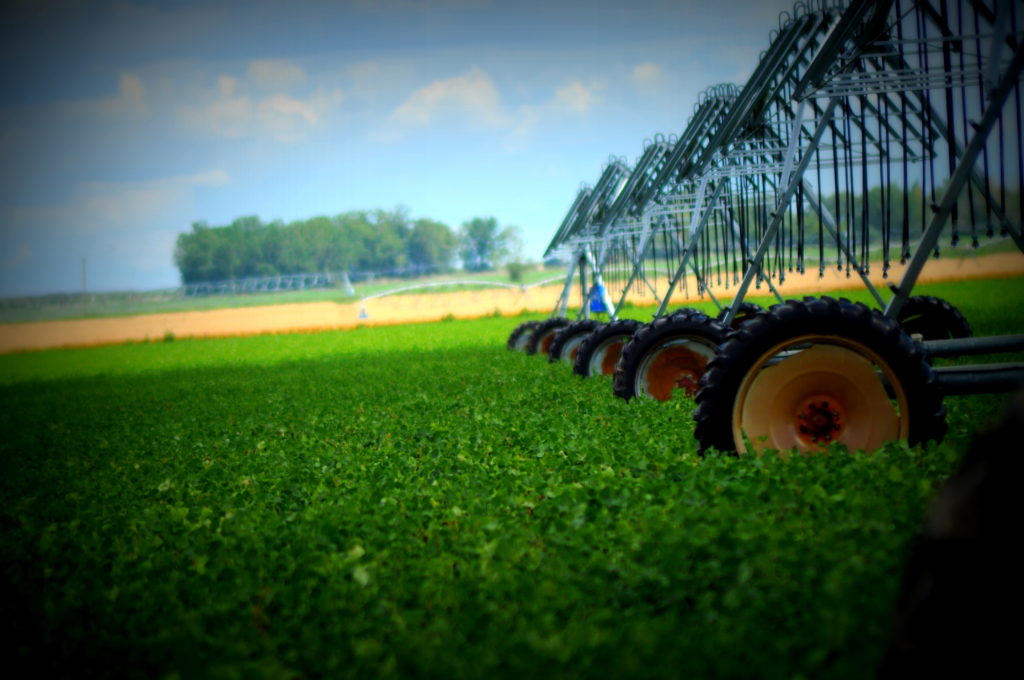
<box><xmin>173</xmin><ymin>209</ymin><xmax>522</xmax><ymax>284</ymax></box>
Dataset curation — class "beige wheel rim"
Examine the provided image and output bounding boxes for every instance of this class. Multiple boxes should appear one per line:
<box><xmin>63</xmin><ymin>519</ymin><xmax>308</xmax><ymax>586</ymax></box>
<box><xmin>637</xmin><ymin>337</ymin><xmax>717</xmax><ymax>402</ymax></box>
<box><xmin>733</xmin><ymin>339</ymin><xmax>909</xmax><ymax>454</ymax></box>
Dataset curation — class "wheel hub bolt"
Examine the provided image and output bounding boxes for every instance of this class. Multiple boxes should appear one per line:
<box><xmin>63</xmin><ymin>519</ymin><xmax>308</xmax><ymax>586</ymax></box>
<box><xmin>797</xmin><ymin>399</ymin><xmax>843</xmax><ymax>444</ymax></box>
<box><xmin>676</xmin><ymin>372</ymin><xmax>700</xmax><ymax>396</ymax></box>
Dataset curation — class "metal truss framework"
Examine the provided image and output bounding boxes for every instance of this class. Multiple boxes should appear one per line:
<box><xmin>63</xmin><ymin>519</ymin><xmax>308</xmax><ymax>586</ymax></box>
<box><xmin>706</xmin><ymin>0</ymin><xmax>1024</xmax><ymax>324</ymax></box>
<box><xmin>545</xmin><ymin>0</ymin><xmax>1023</xmax><ymax>332</ymax></box>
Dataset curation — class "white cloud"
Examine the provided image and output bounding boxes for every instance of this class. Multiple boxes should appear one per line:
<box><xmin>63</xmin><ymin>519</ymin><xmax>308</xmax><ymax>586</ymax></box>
<box><xmin>553</xmin><ymin>80</ymin><xmax>603</xmax><ymax>113</ymax></box>
<box><xmin>342</xmin><ymin>59</ymin><xmax>420</xmax><ymax>108</ymax></box>
<box><xmin>349</xmin><ymin>60</ymin><xmax>383</xmax><ymax>83</ymax></box>
<box><xmin>179</xmin><ymin>75</ymin><xmax>252</xmax><ymax>138</ymax></box>
<box><xmin>247</xmin><ymin>59</ymin><xmax>307</xmax><ymax>90</ymax></box>
<box><xmin>258</xmin><ymin>90</ymin><xmax>342</xmax><ymax>142</ymax></box>
<box><xmin>631</xmin><ymin>63</ymin><xmax>664</xmax><ymax>92</ymax></box>
<box><xmin>61</xmin><ymin>72</ymin><xmax>148</xmax><ymax>120</ymax></box>
<box><xmin>177</xmin><ymin>70</ymin><xmax>342</xmax><ymax>142</ymax></box>
<box><xmin>390</xmin><ymin>67</ymin><xmax>509</xmax><ymax>130</ymax></box>
<box><xmin>187</xmin><ymin>169</ymin><xmax>231</xmax><ymax>186</ymax></box>
<box><xmin>382</xmin><ymin>68</ymin><xmax>606</xmax><ymax>144</ymax></box>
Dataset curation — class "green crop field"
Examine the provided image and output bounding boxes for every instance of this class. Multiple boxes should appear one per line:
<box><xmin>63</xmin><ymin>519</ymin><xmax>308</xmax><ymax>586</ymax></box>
<box><xmin>2</xmin><ymin>278</ymin><xmax>1022</xmax><ymax>679</ymax></box>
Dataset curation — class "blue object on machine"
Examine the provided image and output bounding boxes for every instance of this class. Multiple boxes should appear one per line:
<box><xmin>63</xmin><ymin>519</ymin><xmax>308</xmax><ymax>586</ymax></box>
<box><xmin>588</xmin><ymin>284</ymin><xmax>608</xmax><ymax>313</ymax></box>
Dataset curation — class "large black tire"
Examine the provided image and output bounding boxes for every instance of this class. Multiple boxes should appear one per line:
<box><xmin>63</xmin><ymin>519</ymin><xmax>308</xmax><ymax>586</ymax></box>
<box><xmin>896</xmin><ymin>295</ymin><xmax>972</xmax><ymax>340</ymax></box>
<box><xmin>694</xmin><ymin>296</ymin><xmax>947</xmax><ymax>456</ymax></box>
<box><xmin>612</xmin><ymin>310</ymin><xmax>730</xmax><ymax>401</ymax></box>
<box><xmin>547</xmin><ymin>320</ymin><xmax>602</xmax><ymax>364</ymax></box>
<box><xmin>507</xmin><ymin>321</ymin><xmax>541</xmax><ymax>351</ymax></box>
<box><xmin>525</xmin><ymin>318</ymin><xmax>571</xmax><ymax>356</ymax></box>
<box><xmin>716</xmin><ymin>301</ymin><xmax>764</xmax><ymax>329</ymax></box>
<box><xmin>572</xmin><ymin>319</ymin><xmax>645</xmax><ymax>377</ymax></box>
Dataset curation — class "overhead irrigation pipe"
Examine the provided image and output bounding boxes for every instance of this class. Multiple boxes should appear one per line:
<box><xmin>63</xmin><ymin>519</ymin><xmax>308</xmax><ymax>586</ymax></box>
<box><xmin>357</xmin><ymin>276</ymin><xmax>567</xmax><ymax>302</ymax></box>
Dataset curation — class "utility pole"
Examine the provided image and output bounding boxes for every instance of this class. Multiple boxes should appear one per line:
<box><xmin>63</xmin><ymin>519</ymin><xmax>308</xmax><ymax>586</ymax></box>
<box><xmin>81</xmin><ymin>258</ymin><xmax>88</xmax><ymax>312</ymax></box>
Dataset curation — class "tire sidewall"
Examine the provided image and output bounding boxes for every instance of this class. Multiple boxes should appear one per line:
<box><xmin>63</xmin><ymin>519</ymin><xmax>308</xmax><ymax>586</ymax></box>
<box><xmin>525</xmin><ymin>318</ymin><xmax>571</xmax><ymax>356</ymax></box>
<box><xmin>612</xmin><ymin>311</ymin><xmax>729</xmax><ymax>400</ymax></box>
<box><xmin>507</xmin><ymin>321</ymin><xmax>542</xmax><ymax>351</ymax></box>
<box><xmin>548</xmin><ymin>320</ymin><xmax>601</xmax><ymax>364</ymax></box>
<box><xmin>573</xmin><ymin>319</ymin><xmax>644</xmax><ymax>377</ymax></box>
<box><xmin>695</xmin><ymin>297</ymin><xmax>945</xmax><ymax>454</ymax></box>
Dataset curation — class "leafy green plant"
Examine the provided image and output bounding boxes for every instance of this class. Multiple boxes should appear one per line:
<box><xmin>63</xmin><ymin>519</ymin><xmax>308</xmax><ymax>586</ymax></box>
<box><xmin>0</xmin><ymin>277</ymin><xmax>1020</xmax><ymax>679</ymax></box>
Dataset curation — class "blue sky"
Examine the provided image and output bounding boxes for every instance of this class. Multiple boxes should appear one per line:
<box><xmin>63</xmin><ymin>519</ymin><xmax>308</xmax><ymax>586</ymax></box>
<box><xmin>0</xmin><ymin>0</ymin><xmax>795</xmax><ymax>296</ymax></box>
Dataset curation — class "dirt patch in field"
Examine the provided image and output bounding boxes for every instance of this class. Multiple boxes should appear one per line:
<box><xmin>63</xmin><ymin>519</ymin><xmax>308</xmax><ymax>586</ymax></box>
<box><xmin>2</xmin><ymin>252</ymin><xmax>1022</xmax><ymax>354</ymax></box>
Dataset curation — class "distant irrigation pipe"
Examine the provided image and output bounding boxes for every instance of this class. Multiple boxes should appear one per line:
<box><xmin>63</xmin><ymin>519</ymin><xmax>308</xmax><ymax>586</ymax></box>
<box><xmin>357</xmin><ymin>276</ymin><xmax>566</xmax><ymax>302</ymax></box>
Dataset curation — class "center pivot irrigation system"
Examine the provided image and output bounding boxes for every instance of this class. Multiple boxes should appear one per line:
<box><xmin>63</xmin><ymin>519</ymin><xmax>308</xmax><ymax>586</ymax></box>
<box><xmin>509</xmin><ymin>0</ymin><xmax>1024</xmax><ymax>455</ymax></box>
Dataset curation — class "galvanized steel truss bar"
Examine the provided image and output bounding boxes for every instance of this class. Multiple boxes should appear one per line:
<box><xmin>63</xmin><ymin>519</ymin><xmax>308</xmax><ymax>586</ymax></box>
<box><xmin>546</xmin><ymin>158</ymin><xmax>631</xmax><ymax>257</ymax></box>
<box><xmin>610</xmin><ymin>214</ymin><xmax>663</xmax><ymax>316</ymax></box>
<box><xmin>546</xmin><ymin>0</ymin><xmax>1021</xmax><ymax>333</ymax></box>
<box><xmin>719</xmin><ymin>0</ymin><xmax>1022</xmax><ymax>325</ymax></box>
<box><xmin>597</xmin><ymin>136</ymin><xmax>674</xmax><ymax>236</ymax></box>
<box><xmin>870</xmin><ymin>43</ymin><xmax>1022</xmax><ymax>246</ymax></box>
<box><xmin>800</xmin><ymin>179</ymin><xmax>887</xmax><ymax>308</ymax></box>
<box><xmin>932</xmin><ymin>364</ymin><xmax>1024</xmax><ymax>395</ymax></box>
<box><xmin>923</xmin><ymin>333</ymin><xmax>1024</xmax><ymax>358</ymax></box>
<box><xmin>585</xmin><ymin>84</ymin><xmax>743</xmax><ymax>317</ymax></box>
<box><xmin>722</xmin><ymin>97</ymin><xmax>842</xmax><ymax>327</ymax></box>
<box><xmin>544</xmin><ymin>188</ymin><xmax>591</xmax><ymax>258</ymax></box>
<box><xmin>655</xmin><ymin>179</ymin><xmax>731</xmax><ymax>317</ymax></box>
<box><xmin>573</xmin><ymin>160</ymin><xmax>632</xmax><ymax>241</ymax></box>
<box><xmin>553</xmin><ymin>255</ymin><xmax>578</xmax><ymax>319</ymax></box>
<box><xmin>886</xmin><ymin>35</ymin><xmax>1024</xmax><ymax>316</ymax></box>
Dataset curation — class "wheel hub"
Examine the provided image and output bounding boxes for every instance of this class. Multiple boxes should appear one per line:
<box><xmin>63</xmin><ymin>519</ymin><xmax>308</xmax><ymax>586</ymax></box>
<box><xmin>640</xmin><ymin>341</ymin><xmax>714</xmax><ymax>401</ymax></box>
<box><xmin>737</xmin><ymin>343</ymin><xmax>901</xmax><ymax>454</ymax></box>
<box><xmin>675</xmin><ymin>371</ymin><xmax>701</xmax><ymax>396</ymax></box>
<box><xmin>796</xmin><ymin>396</ymin><xmax>845</xmax><ymax>445</ymax></box>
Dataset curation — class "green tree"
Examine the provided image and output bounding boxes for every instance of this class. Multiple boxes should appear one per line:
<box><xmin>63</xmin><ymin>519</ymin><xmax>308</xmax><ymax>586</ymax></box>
<box><xmin>175</xmin><ymin>207</ymin><xmax>476</xmax><ymax>284</ymax></box>
<box><xmin>174</xmin><ymin>221</ymin><xmax>216</xmax><ymax>284</ymax></box>
<box><xmin>362</xmin><ymin>208</ymin><xmax>411</xmax><ymax>273</ymax></box>
<box><xmin>459</xmin><ymin>216</ymin><xmax>521</xmax><ymax>271</ymax></box>
<box><xmin>408</xmin><ymin>218</ymin><xmax>457</xmax><ymax>272</ymax></box>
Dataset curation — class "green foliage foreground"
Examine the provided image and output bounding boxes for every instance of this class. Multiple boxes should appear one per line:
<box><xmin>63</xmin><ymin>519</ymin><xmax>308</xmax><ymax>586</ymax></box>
<box><xmin>1</xmin><ymin>279</ymin><xmax>1021</xmax><ymax>679</ymax></box>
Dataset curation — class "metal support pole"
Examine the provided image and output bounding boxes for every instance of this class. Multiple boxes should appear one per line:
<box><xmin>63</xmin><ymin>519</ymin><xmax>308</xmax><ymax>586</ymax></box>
<box><xmin>612</xmin><ymin>213</ymin><xmax>660</xmax><ymax>315</ymax></box>
<box><xmin>655</xmin><ymin>178</ymin><xmax>729</xmax><ymax>317</ymax></box>
<box><xmin>886</xmin><ymin>40</ymin><xmax>1024</xmax><ymax>318</ymax></box>
<box><xmin>725</xmin><ymin>210</ymin><xmax>786</xmax><ymax>306</ymax></box>
<box><xmin>723</xmin><ymin>97</ymin><xmax>840</xmax><ymax>327</ymax></box>
<box><xmin>81</xmin><ymin>257</ymin><xmax>88</xmax><ymax>312</ymax></box>
<box><xmin>746</xmin><ymin>259</ymin><xmax>787</xmax><ymax>303</ymax></box>
<box><xmin>882</xmin><ymin>51</ymin><xmax>1024</xmax><ymax>254</ymax></box>
<box><xmin>579</xmin><ymin>253</ymin><xmax>589</xmax><ymax>320</ymax></box>
<box><xmin>553</xmin><ymin>256</ymin><xmax>578</xmax><ymax>318</ymax></box>
<box><xmin>933</xmin><ymin>363</ymin><xmax>1024</xmax><ymax>395</ymax></box>
<box><xmin>689</xmin><ymin>258</ymin><xmax>724</xmax><ymax>312</ymax></box>
<box><xmin>778</xmin><ymin>99</ymin><xmax>806</xmax><ymax>192</ymax></box>
<box><xmin>801</xmin><ymin>180</ymin><xmax>887</xmax><ymax>309</ymax></box>
<box><xmin>923</xmin><ymin>334</ymin><xmax>1024</xmax><ymax>358</ymax></box>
